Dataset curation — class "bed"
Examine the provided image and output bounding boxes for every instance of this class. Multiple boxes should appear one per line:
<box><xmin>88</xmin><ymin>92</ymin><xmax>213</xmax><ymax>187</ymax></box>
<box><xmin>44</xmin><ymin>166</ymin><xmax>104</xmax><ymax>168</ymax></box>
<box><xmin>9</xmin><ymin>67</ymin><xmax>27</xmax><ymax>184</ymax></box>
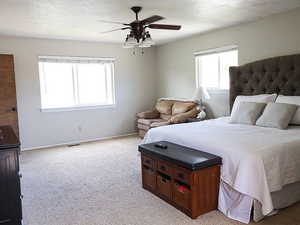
<box><xmin>142</xmin><ymin>54</ymin><xmax>300</xmax><ymax>223</ymax></box>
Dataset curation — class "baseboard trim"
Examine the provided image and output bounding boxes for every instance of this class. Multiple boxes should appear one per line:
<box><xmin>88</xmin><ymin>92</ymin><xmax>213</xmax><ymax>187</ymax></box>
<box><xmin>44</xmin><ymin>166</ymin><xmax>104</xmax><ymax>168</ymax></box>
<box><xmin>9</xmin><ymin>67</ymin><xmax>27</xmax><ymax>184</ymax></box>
<box><xmin>21</xmin><ymin>132</ymin><xmax>138</xmax><ymax>151</ymax></box>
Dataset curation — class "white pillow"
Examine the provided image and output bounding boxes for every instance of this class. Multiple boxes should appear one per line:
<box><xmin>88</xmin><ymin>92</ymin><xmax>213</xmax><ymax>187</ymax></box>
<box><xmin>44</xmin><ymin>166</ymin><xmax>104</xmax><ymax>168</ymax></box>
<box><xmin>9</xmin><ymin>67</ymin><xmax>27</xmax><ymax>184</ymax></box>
<box><xmin>256</xmin><ymin>103</ymin><xmax>298</xmax><ymax>129</ymax></box>
<box><xmin>230</xmin><ymin>102</ymin><xmax>266</xmax><ymax>125</ymax></box>
<box><xmin>231</xmin><ymin>94</ymin><xmax>277</xmax><ymax>116</ymax></box>
<box><xmin>275</xmin><ymin>95</ymin><xmax>300</xmax><ymax>125</ymax></box>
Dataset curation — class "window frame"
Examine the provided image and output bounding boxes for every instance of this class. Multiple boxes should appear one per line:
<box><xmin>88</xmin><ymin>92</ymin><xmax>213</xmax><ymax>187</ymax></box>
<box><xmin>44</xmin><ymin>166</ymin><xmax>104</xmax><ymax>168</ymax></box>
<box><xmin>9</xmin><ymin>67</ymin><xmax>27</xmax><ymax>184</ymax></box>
<box><xmin>195</xmin><ymin>45</ymin><xmax>238</xmax><ymax>92</ymax></box>
<box><xmin>38</xmin><ymin>56</ymin><xmax>116</xmax><ymax>112</ymax></box>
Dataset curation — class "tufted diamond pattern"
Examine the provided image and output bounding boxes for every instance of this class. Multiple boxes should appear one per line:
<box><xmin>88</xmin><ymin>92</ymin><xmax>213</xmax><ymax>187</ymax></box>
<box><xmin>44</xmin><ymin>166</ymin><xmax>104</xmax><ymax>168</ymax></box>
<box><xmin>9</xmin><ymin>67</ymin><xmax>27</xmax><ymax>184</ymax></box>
<box><xmin>229</xmin><ymin>54</ymin><xmax>300</xmax><ymax>109</ymax></box>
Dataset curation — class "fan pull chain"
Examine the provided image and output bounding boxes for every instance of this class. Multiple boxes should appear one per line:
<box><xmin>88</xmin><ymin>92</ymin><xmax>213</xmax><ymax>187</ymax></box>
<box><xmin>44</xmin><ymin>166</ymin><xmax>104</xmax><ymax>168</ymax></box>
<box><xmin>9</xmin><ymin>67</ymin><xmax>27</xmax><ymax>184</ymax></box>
<box><xmin>130</xmin><ymin>46</ymin><xmax>146</xmax><ymax>55</ymax></box>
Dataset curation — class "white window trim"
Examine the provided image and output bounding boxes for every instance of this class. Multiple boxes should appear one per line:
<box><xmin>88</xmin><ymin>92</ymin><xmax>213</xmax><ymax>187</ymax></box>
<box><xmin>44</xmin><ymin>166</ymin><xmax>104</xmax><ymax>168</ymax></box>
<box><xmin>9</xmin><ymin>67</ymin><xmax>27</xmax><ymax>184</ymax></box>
<box><xmin>38</xmin><ymin>56</ymin><xmax>116</xmax><ymax>112</ymax></box>
<box><xmin>40</xmin><ymin>104</ymin><xmax>116</xmax><ymax>113</ymax></box>
<box><xmin>194</xmin><ymin>45</ymin><xmax>238</xmax><ymax>93</ymax></box>
<box><xmin>194</xmin><ymin>45</ymin><xmax>238</xmax><ymax>57</ymax></box>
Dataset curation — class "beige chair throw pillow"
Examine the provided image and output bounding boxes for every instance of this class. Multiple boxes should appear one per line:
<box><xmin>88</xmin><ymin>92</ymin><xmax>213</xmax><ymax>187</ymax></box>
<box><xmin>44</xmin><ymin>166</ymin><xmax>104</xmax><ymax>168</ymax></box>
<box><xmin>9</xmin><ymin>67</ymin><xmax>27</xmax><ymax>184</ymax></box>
<box><xmin>155</xmin><ymin>100</ymin><xmax>174</xmax><ymax>115</ymax></box>
<box><xmin>172</xmin><ymin>102</ymin><xmax>196</xmax><ymax>115</ymax></box>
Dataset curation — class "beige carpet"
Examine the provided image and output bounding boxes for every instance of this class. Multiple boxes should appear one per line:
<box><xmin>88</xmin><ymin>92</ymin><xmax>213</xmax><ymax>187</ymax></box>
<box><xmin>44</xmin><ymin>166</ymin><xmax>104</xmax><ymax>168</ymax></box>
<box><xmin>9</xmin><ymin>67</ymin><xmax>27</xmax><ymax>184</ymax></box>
<box><xmin>20</xmin><ymin>135</ymin><xmax>300</xmax><ymax>225</ymax></box>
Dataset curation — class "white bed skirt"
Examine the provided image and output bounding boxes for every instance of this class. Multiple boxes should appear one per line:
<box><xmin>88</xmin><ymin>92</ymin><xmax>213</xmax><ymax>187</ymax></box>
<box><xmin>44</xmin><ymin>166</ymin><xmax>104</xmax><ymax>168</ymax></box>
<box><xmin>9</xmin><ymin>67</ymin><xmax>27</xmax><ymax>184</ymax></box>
<box><xmin>219</xmin><ymin>180</ymin><xmax>300</xmax><ymax>223</ymax></box>
<box><xmin>218</xmin><ymin>181</ymin><xmax>253</xmax><ymax>223</ymax></box>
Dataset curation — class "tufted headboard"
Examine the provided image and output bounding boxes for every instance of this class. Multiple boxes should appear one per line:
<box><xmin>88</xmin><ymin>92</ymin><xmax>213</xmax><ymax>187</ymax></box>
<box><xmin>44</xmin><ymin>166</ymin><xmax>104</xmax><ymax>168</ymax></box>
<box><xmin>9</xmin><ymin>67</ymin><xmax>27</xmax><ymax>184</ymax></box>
<box><xmin>229</xmin><ymin>54</ymin><xmax>300</xmax><ymax>110</ymax></box>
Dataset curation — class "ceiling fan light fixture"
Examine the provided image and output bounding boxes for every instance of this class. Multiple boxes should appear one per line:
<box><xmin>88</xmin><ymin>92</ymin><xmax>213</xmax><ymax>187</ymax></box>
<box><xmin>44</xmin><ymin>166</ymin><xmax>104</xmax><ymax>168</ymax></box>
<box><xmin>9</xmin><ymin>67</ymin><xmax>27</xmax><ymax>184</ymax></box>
<box><xmin>139</xmin><ymin>42</ymin><xmax>151</xmax><ymax>48</ymax></box>
<box><xmin>123</xmin><ymin>35</ymin><xmax>135</xmax><ymax>48</ymax></box>
<box><xmin>123</xmin><ymin>43</ymin><xmax>134</xmax><ymax>48</ymax></box>
<box><xmin>126</xmin><ymin>32</ymin><xmax>138</xmax><ymax>46</ymax></box>
<box><xmin>142</xmin><ymin>32</ymin><xmax>155</xmax><ymax>46</ymax></box>
<box><xmin>106</xmin><ymin>6</ymin><xmax>181</xmax><ymax>51</ymax></box>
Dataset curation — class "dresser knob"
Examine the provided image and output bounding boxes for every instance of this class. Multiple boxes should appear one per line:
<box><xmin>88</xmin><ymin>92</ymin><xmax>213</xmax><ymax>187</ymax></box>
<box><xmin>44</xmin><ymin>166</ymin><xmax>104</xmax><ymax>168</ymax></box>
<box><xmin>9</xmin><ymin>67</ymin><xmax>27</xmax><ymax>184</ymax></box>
<box><xmin>20</xmin><ymin>194</ymin><xmax>24</xmax><ymax>199</ymax></box>
<box><xmin>19</xmin><ymin>173</ymin><xmax>22</xmax><ymax>178</ymax></box>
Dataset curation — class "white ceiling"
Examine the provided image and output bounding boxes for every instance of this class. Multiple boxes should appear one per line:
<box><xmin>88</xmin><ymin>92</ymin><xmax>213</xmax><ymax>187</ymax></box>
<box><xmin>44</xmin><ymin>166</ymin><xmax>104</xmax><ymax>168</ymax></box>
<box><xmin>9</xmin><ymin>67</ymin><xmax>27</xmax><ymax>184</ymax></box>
<box><xmin>0</xmin><ymin>0</ymin><xmax>300</xmax><ymax>45</ymax></box>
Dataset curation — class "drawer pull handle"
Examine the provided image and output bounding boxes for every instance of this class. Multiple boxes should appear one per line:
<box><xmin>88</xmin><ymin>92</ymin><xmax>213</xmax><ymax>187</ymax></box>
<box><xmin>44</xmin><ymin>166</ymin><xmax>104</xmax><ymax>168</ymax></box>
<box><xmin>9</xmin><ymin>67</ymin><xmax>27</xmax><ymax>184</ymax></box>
<box><xmin>177</xmin><ymin>173</ymin><xmax>185</xmax><ymax>179</ymax></box>
<box><xmin>20</xmin><ymin>194</ymin><xmax>24</xmax><ymax>199</ymax></box>
<box><xmin>160</xmin><ymin>165</ymin><xmax>166</xmax><ymax>171</ymax></box>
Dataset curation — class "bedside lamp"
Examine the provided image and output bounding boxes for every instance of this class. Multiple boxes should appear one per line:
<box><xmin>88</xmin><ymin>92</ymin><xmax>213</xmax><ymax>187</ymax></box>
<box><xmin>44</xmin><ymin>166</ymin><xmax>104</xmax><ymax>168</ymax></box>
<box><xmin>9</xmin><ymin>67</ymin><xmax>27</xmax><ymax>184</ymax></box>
<box><xmin>193</xmin><ymin>87</ymin><xmax>210</xmax><ymax>104</ymax></box>
<box><xmin>192</xmin><ymin>87</ymin><xmax>210</xmax><ymax>119</ymax></box>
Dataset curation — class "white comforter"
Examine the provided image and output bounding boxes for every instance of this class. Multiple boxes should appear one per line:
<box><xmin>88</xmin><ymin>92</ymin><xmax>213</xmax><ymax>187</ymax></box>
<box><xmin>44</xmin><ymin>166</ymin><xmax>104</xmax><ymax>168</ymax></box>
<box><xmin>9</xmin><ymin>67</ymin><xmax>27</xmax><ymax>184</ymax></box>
<box><xmin>143</xmin><ymin>117</ymin><xmax>300</xmax><ymax>220</ymax></box>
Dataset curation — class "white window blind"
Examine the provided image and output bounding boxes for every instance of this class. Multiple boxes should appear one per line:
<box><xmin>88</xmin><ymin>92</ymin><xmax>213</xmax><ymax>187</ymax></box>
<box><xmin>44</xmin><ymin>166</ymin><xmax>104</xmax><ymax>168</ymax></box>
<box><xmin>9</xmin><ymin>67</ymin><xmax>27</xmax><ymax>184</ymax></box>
<box><xmin>195</xmin><ymin>46</ymin><xmax>238</xmax><ymax>90</ymax></box>
<box><xmin>38</xmin><ymin>56</ymin><xmax>115</xmax><ymax>111</ymax></box>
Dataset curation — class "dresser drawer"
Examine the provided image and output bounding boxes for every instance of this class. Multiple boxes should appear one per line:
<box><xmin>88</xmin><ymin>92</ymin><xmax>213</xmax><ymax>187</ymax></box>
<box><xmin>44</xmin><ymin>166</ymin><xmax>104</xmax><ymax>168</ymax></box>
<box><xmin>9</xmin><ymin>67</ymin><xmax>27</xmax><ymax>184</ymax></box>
<box><xmin>142</xmin><ymin>155</ymin><xmax>155</xmax><ymax>169</ymax></box>
<box><xmin>142</xmin><ymin>166</ymin><xmax>156</xmax><ymax>190</ymax></box>
<box><xmin>173</xmin><ymin>182</ymin><xmax>190</xmax><ymax>210</ymax></box>
<box><xmin>157</xmin><ymin>175</ymin><xmax>171</xmax><ymax>199</ymax></box>
<box><xmin>174</xmin><ymin>167</ymin><xmax>191</xmax><ymax>185</ymax></box>
<box><xmin>157</xmin><ymin>160</ymin><xmax>172</xmax><ymax>176</ymax></box>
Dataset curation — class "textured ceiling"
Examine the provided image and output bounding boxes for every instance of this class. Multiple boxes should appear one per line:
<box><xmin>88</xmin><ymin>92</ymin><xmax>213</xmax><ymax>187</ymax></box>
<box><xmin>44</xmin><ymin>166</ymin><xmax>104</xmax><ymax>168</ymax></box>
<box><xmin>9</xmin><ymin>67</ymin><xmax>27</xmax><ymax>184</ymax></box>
<box><xmin>0</xmin><ymin>0</ymin><xmax>300</xmax><ymax>45</ymax></box>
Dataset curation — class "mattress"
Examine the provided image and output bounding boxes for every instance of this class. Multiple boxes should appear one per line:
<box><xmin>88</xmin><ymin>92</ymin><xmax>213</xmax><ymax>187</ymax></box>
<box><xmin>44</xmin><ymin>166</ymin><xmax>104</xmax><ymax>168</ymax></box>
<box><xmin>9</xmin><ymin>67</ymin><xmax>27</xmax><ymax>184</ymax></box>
<box><xmin>143</xmin><ymin>117</ymin><xmax>300</xmax><ymax>223</ymax></box>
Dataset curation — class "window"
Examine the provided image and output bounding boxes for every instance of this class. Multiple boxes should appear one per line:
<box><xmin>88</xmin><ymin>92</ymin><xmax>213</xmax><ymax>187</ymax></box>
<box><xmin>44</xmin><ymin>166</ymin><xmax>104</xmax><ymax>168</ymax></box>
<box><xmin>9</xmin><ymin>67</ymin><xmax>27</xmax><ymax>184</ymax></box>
<box><xmin>38</xmin><ymin>56</ymin><xmax>115</xmax><ymax>111</ymax></box>
<box><xmin>195</xmin><ymin>46</ymin><xmax>238</xmax><ymax>90</ymax></box>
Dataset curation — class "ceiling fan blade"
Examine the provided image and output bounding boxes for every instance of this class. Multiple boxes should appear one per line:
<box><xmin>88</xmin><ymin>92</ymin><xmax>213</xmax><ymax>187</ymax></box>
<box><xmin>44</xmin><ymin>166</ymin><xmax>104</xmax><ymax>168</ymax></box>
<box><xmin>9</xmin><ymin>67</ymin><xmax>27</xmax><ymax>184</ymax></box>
<box><xmin>100</xmin><ymin>27</ymin><xmax>130</xmax><ymax>34</ymax></box>
<box><xmin>148</xmin><ymin>24</ymin><xmax>181</xmax><ymax>30</ymax></box>
<box><xmin>97</xmin><ymin>20</ymin><xmax>130</xmax><ymax>26</ymax></box>
<box><xmin>141</xmin><ymin>15</ymin><xmax>164</xmax><ymax>25</ymax></box>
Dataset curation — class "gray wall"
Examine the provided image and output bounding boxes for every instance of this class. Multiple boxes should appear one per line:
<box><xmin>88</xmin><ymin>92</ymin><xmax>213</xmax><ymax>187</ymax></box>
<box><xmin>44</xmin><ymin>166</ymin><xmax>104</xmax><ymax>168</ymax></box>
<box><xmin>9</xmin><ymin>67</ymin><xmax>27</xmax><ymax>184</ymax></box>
<box><xmin>156</xmin><ymin>8</ymin><xmax>300</xmax><ymax>118</ymax></box>
<box><xmin>0</xmin><ymin>36</ymin><xmax>157</xmax><ymax>150</ymax></box>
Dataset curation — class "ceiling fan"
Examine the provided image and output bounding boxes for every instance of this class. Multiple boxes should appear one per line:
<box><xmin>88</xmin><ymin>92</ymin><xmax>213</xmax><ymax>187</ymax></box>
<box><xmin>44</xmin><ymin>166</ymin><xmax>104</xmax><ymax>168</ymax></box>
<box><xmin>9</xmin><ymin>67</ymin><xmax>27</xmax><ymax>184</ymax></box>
<box><xmin>99</xmin><ymin>6</ymin><xmax>181</xmax><ymax>48</ymax></box>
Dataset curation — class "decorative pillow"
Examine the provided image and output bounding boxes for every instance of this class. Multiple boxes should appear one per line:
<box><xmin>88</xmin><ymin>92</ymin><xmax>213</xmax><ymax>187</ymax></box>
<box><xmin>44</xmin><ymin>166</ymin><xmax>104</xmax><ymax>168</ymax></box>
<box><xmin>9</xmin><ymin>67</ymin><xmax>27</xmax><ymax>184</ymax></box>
<box><xmin>256</xmin><ymin>103</ymin><xmax>298</xmax><ymax>129</ymax></box>
<box><xmin>160</xmin><ymin>113</ymin><xmax>172</xmax><ymax>121</ymax></box>
<box><xmin>275</xmin><ymin>95</ymin><xmax>300</xmax><ymax>125</ymax></box>
<box><xmin>172</xmin><ymin>102</ymin><xmax>196</xmax><ymax>115</ymax></box>
<box><xmin>155</xmin><ymin>100</ymin><xmax>174</xmax><ymax>115</ymax></box>
<box><xmin>230</xmin><ymin>102</ymin><xmax>266</xmax><ymax>125</ymax></box>
<box><xmin>231</xmin><ymin>94</ymin><xmax>277</xmax><ymax>116</ymax></box>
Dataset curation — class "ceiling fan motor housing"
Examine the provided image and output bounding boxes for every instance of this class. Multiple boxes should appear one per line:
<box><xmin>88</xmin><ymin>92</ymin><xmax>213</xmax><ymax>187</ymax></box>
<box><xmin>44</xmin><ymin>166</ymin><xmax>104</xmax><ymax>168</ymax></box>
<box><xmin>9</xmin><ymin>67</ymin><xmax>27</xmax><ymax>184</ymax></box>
<box><xmin>131</xmin><ymin>22</ymin><xmax>144</xmax><ymax>42</ymax></box>
<box><xmin>131</xmin><ymin>6</ymin><xmax>142</xmax><ymax>15</ymax></box>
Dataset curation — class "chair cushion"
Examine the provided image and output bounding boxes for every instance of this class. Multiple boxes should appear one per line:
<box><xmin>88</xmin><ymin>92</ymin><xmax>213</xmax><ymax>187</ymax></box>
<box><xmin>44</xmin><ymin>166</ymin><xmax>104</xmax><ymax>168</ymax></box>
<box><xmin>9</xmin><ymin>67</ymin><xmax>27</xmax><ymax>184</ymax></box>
<box><xmin>172</xmin><ymin>102</ymin><xmax>196</xmax><ymax>115</ymax></box>
<box><xmin>155</xmin><ymin>100</ymin><xmax>174</xmax><ymax>115</ymax></box>
<box><xmin>137</xmin><ymin>118</ymin><xmax>166</xmax><ymax>126</ymax></box>
<box><xmin>150</xmin><ymin>121</ymin><xmax>170</xmax><ymax>128</ymax></box>
<box><xmin>137</xmin><ymin>110</ymin><xmax>159</xmax><ymax>119</ymax></box>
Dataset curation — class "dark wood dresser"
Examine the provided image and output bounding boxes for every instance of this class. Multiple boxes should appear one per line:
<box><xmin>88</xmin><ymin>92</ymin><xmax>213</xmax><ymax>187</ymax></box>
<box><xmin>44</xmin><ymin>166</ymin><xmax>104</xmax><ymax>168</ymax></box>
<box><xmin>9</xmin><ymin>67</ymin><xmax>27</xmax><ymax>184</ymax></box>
<box><xmin>139</xmin><ymin>141</ymin><xmax>222</xmax><ymax>219</ymax></box>
<box><xmin>0</xmin><ymin>126</ymin><xmax>22</xmax><ymax>225</ymax></box>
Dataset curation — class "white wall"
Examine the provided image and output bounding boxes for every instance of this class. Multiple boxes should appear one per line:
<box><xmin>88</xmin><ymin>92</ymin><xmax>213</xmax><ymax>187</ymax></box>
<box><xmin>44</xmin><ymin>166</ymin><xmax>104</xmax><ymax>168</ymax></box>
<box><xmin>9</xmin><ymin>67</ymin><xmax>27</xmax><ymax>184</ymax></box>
<box><xmin>156</xmin><ymin>8</ymin><xmax>300</xmax><ymax>118</ymax></box>
<box><xmin>2</xmin><ymin>8</ymin><xmax>300</xmax><ymax>149</ymax></box>
<box><xmin>0</xmin><ymin>36</ymin><xmax>157</xmax><ymax>150</ymax></box>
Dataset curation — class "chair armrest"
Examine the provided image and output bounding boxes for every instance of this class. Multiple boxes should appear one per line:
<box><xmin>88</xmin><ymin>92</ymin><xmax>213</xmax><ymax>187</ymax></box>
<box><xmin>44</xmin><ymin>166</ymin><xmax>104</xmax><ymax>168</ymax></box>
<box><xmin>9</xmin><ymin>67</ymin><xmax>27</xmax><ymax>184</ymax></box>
<box><xmin>137</xmin><ymin>109</ymin><xmax>160</xmax><ymax>119</ymax></box>
<box><xmin>169</xmin><ymin>108</ymin><xmax>198</xmax><ymax>124</ymax></box>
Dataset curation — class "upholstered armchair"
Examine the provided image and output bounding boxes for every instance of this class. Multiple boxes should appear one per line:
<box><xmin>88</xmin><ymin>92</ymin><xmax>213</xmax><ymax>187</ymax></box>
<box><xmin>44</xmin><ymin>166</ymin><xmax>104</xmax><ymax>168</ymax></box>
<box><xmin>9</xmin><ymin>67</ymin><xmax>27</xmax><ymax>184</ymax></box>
<box><xmin>137</xmin><ymin>99</ymin><xmax>199</xmax><ymax>138</ymax></box>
